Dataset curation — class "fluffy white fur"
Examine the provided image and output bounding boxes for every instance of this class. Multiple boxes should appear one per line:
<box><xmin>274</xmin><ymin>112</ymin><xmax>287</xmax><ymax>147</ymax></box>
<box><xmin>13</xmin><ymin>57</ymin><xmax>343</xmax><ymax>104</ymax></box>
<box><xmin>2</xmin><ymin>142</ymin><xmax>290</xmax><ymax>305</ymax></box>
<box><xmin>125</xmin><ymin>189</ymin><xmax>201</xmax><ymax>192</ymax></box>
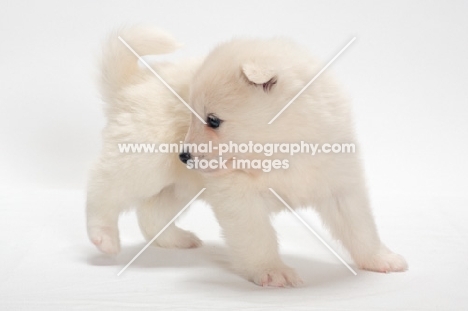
<box><xmin>87</xmin><ymin>26</ymin><xmax>408</xmax><ymax>287</ymax></box>
<box><xmin>87</xmin><ymin>26</ymin><xmax>204</xmax><ymax>254</ymax></box>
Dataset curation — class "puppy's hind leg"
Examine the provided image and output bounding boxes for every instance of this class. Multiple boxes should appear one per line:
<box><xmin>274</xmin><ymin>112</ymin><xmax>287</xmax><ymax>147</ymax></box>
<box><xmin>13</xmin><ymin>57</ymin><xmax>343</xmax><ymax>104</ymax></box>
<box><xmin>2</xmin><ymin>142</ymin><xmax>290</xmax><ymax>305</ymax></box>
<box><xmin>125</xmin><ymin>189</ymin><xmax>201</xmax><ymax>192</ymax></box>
<box><xmin>316</xmin><ymin>185</ymin><xmax>408</xmax><ymax>273</ymax></box>
<box><xmin>87</xmin><ymin>187</ymin><xmax>124</xmax><ymax>255</ymax></box>
<box><xmin>136</xmin><ymin>185</ymin><xmax>202</xmax><ymax>249</ymax></box>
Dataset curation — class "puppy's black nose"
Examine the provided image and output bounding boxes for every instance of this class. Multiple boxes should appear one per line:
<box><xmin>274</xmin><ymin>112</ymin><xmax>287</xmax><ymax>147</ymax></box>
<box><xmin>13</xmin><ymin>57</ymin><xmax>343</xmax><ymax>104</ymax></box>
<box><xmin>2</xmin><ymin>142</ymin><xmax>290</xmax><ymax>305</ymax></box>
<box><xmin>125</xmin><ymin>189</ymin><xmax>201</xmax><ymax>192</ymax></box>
<box><xmin>179</xmin><ymin>152</ymin><xmax>191</xmax><ymax>164</ymax></box>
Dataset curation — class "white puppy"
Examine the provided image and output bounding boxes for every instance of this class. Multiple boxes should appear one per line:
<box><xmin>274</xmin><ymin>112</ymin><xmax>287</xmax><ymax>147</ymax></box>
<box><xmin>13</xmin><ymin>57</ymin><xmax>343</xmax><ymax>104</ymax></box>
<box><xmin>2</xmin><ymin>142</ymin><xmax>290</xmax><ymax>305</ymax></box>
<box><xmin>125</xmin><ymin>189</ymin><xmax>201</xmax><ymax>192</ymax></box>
<box><xmin>87</xmin><ymin>26</ymin><xmax>407</xmax><ymax>287</ymax></box>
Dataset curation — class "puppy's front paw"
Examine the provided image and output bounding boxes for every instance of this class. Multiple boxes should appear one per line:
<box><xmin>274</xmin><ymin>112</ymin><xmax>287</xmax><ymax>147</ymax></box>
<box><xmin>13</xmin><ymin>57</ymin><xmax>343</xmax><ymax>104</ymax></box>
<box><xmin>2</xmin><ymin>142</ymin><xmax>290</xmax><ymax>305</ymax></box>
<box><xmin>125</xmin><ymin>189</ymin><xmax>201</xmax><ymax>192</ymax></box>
<box><xmin>88</xmin><ymin>226</ymin><xmax>120</xmax><ymax>255</ymax></box>
<box><xmin>250</xmin><ymin>265</ymin><xmax>303</xmax><ymax>287</ymax></box>
<box><xmin>359</xmin><ymin>249</ymin><xmax>408</xmax><ymax>273</ymax></box>
<box><xmin>154</xmin><ymin>227</ymin><xmax>202</xmax><ymax>249</ymax></box>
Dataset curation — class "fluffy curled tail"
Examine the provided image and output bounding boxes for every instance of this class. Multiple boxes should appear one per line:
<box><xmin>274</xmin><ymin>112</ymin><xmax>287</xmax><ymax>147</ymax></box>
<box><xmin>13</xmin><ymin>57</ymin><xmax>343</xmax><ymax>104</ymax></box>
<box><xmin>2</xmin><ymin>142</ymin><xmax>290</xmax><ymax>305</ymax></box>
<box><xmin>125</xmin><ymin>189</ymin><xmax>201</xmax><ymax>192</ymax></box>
<box><xmin>99</xmin><ymin>25</ymin><xmax>180</xmax><ymax>99</ymax></box>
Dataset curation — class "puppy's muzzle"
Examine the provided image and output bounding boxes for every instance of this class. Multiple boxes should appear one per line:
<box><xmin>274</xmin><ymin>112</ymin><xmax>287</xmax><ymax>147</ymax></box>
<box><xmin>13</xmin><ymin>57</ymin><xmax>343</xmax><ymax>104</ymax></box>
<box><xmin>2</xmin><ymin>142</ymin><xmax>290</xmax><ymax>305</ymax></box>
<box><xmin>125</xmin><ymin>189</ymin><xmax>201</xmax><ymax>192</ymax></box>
<box><xmin>179</xmin><ymin>152</ymin><xmax>191</xmax><ymax>164</ymax></box>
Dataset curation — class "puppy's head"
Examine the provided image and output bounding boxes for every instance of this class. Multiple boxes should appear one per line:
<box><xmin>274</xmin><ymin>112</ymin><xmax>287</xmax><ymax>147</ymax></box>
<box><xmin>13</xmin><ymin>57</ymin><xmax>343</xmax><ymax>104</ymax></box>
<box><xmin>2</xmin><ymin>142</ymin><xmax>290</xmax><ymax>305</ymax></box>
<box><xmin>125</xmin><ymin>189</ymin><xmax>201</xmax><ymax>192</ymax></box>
<box><xmin>181</xmin><ymin>39</ymin><xmax>316</xmax><ymax>174</ymax></box>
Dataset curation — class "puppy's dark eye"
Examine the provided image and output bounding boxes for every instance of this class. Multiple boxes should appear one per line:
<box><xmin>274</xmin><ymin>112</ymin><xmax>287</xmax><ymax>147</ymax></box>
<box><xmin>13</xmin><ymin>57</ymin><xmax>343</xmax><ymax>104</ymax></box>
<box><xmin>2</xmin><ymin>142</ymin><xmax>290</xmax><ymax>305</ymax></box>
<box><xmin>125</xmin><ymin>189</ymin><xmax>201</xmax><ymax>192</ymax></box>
<box><xmin>207</xmin><ymin>114</ymin><xmax>222</xmax><ymax>129</ymax></box>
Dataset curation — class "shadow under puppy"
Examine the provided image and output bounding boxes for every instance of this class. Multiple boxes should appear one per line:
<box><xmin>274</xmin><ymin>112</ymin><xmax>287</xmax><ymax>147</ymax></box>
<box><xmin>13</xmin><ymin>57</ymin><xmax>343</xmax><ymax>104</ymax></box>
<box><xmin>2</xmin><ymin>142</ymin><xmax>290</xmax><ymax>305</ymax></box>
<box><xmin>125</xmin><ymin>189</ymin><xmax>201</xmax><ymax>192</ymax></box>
<box><xmin>87</xmin><ymin>26</ymin><xmax>408</xmax><ymax>287</ymax></box>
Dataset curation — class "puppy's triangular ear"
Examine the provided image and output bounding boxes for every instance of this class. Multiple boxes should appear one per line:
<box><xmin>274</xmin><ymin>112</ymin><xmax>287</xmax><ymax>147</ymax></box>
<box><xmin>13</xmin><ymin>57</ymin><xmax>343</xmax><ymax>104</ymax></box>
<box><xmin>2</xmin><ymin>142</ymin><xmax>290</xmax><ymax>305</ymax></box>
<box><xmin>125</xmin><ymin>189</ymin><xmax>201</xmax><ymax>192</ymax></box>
<box><xmin>242</xmin><ymin>63</ymin><xmax>277</xmax><ymax>92</ymax></box>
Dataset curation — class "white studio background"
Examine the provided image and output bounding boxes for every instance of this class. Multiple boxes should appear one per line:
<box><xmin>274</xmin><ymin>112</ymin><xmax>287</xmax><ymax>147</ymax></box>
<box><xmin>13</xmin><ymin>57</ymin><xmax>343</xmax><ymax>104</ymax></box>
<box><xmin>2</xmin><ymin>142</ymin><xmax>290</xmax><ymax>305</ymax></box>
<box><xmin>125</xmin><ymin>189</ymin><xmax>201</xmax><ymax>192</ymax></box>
<box><xmin>1</xmin><ymin>1</ymin><xmax>467</xmax><ymax>310</ymax></box>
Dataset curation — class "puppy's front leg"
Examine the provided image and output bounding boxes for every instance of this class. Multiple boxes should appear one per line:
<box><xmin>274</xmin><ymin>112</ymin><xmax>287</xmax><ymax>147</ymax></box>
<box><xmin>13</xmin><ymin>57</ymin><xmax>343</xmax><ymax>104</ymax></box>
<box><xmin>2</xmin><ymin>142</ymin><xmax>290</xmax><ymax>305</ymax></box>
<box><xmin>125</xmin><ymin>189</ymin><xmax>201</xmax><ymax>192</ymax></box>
<box><xmin>207</xmin><ymin>186</ymin><xmax>303</xmax><ymax>287</ymax></box>
<box><xmin>317</xmin><ymin>184</ymin><xmax>408</xmax><ymax>273</ymax></box>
